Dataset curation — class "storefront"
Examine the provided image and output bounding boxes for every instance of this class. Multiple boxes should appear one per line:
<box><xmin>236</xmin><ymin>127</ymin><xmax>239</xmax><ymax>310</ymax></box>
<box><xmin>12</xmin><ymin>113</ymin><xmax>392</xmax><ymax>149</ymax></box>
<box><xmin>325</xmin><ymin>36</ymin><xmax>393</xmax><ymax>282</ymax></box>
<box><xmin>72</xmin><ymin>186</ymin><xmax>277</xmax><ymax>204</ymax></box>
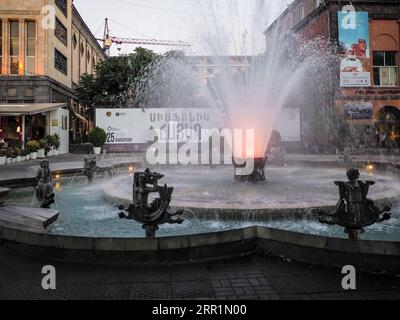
<box><xmin>0</xmin><ymin>103</ymin><xmax>69</xmax><ymax>154</ymax></box>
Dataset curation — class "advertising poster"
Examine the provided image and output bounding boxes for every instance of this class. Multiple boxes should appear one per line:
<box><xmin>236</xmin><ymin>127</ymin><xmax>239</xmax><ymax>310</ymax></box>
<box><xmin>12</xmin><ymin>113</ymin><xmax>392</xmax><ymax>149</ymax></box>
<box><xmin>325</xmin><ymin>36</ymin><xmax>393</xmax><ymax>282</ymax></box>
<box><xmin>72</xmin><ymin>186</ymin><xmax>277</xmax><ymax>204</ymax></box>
<box><xmin>344</xmin><ymin>102</ymin><xmax>373</xmax><ymax>120</ymax></box>
<box><xmin>96</xmin><ymin>107</ymin><xmax>301</xmax><ymax>148</ymax></box>
<box><xmin>338</xmin><ymin>11</ymin><xmax>371</xmax><ymax>87</ymax></box>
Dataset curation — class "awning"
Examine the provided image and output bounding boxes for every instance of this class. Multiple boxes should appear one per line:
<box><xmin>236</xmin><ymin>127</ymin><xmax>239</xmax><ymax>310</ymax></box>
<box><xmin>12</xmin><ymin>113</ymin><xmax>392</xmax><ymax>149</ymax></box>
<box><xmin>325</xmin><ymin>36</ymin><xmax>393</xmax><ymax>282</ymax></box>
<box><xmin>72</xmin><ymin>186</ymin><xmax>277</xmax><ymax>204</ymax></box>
<box><xmin>0</xmin><ymin>103</ymin><xmax>67</xmax><ymax>116</ymax></box>
<box><xmin>72</xmin><ymin>110</ymin><xmax>88</xmax><ymax>122</ymax></box>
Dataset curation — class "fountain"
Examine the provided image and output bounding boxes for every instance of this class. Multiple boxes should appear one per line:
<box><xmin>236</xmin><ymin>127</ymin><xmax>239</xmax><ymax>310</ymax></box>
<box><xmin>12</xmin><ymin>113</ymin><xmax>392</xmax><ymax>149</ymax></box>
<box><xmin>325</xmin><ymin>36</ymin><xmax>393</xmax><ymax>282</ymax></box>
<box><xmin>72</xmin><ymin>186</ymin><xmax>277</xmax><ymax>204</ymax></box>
<box><xmin>35</xmin><ymin>160</ymin><xmax>55</xmax><ymax>208</ymax></box>
<box><xmin>118</xmin><ymin>168</ymin><xmax>184</xmax><ymax>238</ymax></box>
<box><xmin>1</xmin><ymin>2</ymin><xmax>400</xmax><ymax>273</ymax></box>
<box><xmin>311</xmin><ymin>168</ymin><xmax>392</xmax><ymax>240</ymax></box>
<box><xmin>233</xmin><ymin>156</ymin><xmax>267</xmax><ymax>182</ymax></box>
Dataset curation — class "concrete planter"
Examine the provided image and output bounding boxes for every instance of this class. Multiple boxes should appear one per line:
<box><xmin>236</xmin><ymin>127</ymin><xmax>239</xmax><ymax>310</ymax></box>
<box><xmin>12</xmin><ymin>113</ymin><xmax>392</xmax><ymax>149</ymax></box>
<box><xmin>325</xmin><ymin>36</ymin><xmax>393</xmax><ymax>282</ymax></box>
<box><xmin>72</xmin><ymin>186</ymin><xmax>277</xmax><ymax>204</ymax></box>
<box><xmin>37</xmin><ymin>149</ymin><xmax>45</xmax><ymax>158</ymax></box>
<box><xmin>0</xmin><ymin>156</ymin><xmax>6</xmax><ymax>165</ymax></box>
<box><xmin>94</xmin><ymin>147</ymin><xmax>101</xmax><ymax>155</ymax></box>
<box><xmin>16</xmin><ymin>156</ymin><xmax>21</xmax><ymax>162</ymax></box>
<box><xmin>25</xmin><ymin>154</ymin><xmax>31</xmax><ymax>161</ymax></box>
<box><xmin>53</xmin><ymin>149</ymin><xmax>59</xmax><ymax>156</ymax></box>
<box><xmin>30</xmin><ymin>152</ymin><xmax>38</xmax><ymax>160</ymax></box>
<box><xmin>46</xmin><ymin>149</ymin><xmax>54</xmax><ymax>157</ymax></box>
<box><xmin>6</xmin><ymin>158</ymin><xmax>12</xmax><ymax>164</ymax></box>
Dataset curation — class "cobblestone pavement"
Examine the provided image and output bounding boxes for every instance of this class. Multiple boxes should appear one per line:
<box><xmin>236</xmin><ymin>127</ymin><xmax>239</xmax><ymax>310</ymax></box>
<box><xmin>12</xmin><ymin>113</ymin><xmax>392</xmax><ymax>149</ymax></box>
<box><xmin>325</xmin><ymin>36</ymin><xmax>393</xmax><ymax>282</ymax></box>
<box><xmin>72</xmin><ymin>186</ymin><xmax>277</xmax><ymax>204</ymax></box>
<box><xmin>0</xmin><ymin>247</ymin><xmax>399</xmax><ymax>300</ymax></box>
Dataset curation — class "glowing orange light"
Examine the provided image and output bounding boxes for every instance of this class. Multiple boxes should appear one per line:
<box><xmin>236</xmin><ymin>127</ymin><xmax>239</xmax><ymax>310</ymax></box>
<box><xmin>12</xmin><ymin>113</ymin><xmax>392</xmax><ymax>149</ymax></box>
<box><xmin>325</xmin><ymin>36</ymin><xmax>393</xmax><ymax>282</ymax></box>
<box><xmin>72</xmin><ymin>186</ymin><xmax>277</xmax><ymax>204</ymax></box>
<box><xmin>55</xmin><ymin>174</ymin><xmax>60</xmax><ymax>179</ymax></box>
<box><xmin>367</xmin><ymin>164</ymin><xmax>374</xmax><ymax>171</ymax></box>
<box><xmin>16</xmin><ymin>126</ymin><xmax>21</xmax><ymax>133</ymax></box>
<box><xmin>128</xmin><ymin>166</ymin><xmax>134</xmax><ymax>172</ymax></box>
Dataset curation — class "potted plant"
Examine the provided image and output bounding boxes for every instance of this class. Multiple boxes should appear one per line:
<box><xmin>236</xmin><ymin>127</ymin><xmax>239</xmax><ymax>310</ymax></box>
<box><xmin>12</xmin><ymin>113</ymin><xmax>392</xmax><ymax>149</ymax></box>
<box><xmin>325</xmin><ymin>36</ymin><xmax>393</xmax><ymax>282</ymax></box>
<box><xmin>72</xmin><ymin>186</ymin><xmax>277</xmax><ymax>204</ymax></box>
<box><xmin>14</xmin><ymin>147</ymin><xmax>22</xmax><ymax>162</ymax></box>
<box><xmin>88</xmin><ymin>127</ymin><xmax>107</xmax><ymax>155</ymax></box>
<box><xmin>0</xmin><ymin>149</ymin><xmax>6</xmax><ymax>165</ymax></box>
<box><xmin>53</xmin><ymin>134</ymin><xmax>61</xmax><ymax>156</ymax></box>
<box><xmin>45</xmin><ymin>135</ymin><xmax>56</xmax><ymax>157</ymax></box>
<box><xmin>21</xmin><ymin>149</ymin><xmax>29</xmax><ymax>161</ymax></box>
<box><xmin>25</xmin><ymin>149</ymin><xmax>31</xmax><ymax>161</ymax></box>
<box><xmin>38</xmin><ymin>139</ymin><xmax>47</xmax><ymax>158</ymax></box>
<box><xmin>6</xmin><ymin>148</ymin><xmax>13</xmax><ymax>164</ymax></box>
<box><xmin>27</xmin><ymin>140</ymin><xmax>40</xmax><ymax>160</ymax></box>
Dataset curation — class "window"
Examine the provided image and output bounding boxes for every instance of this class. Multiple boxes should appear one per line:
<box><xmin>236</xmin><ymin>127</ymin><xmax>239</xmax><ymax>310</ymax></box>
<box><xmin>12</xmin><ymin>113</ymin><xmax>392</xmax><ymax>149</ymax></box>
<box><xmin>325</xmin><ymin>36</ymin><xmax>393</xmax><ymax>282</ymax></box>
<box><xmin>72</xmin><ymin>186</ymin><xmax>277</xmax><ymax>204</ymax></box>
<box><xmin>0</xmin><ymin>20</ymin><xmax>2</xmax><ymax>75</ymax></box>
<box><xmin>72</xmin><ymin>33</ymin><xmax>77</xmax><ymax>49</ymax></box>
<box><xmin>55</xmin><ymin>0</ymin><xmax>68</xmax><ymax>18</ymax></box>
<box><xmin>26</xmin><ymin>21</ymin><xmax>36</xmax><ymax>75</ymax></box>
<box><xmin>54</xmin><ymin>49</ymin><xmax>67</xmax><ymax>75</ymax></box>
<box><xmin>55</xmin><ymin>18</ymin><xmax>67</xmax><ymax>46</ymax></box>
<box><xmin>9</xmin><ymin>21</ymin><xmax>19</xmax><ymax>75</ymax></box>
<box><xmin>373</xmin><ymin>51</ymin><xmax>398</xmax><ymax>87</ymax></box>
<box><xmin>300</xmin><ymin>5</ymin><xmax>305</xmax><ymax>20</ymax></box>
<box><xmin>80</xmin><ymin>43</ymin><xmax>84</xmax><ymax>57</ymax></box>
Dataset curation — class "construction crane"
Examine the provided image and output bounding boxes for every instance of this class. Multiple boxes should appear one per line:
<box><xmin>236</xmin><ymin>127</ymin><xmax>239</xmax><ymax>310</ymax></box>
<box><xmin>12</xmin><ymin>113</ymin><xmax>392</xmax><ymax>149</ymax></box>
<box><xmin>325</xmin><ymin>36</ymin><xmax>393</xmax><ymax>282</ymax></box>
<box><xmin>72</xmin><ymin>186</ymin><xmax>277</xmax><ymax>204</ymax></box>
<box><xmin>99</xmin><ymin>18</ymin><xmax>191</xmax><ymax>56</ymax></box>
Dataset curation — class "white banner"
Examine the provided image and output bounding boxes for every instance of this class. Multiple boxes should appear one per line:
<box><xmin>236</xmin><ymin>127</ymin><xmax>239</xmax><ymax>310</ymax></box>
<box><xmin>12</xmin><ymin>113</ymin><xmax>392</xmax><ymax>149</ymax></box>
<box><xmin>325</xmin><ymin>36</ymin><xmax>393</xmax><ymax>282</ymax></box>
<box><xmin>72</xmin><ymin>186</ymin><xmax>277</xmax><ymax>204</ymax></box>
<box><xmin>96</xmin><ymin>107</ymin><xmax>301</xmax><ymax>145</ymax></box>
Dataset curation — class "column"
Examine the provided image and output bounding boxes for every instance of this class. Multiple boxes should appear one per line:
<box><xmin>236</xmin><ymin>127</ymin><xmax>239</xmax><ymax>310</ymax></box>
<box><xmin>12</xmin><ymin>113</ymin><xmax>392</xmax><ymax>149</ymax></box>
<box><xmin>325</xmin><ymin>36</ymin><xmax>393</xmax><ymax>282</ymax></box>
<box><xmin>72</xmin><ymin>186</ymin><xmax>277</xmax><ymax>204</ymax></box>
<box><xmin>19</xmin><ymin>19</ymin><xmax>25</xmax><ymax>75</ymax></box>
<box><xmin>21</xmin><ymin>115</ymin><xmax>26</xmax><ymax>148</ymax></box>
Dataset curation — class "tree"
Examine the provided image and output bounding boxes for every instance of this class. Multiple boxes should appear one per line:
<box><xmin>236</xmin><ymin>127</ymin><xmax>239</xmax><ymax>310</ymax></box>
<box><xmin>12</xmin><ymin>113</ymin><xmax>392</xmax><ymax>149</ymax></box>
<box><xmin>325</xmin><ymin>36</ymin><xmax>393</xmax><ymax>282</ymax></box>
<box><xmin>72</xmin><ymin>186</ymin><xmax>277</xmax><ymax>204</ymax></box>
<box><xmin>76</xmin><ymin>47</ymin><xmax>159</xmax><ymax>119</ymax></box>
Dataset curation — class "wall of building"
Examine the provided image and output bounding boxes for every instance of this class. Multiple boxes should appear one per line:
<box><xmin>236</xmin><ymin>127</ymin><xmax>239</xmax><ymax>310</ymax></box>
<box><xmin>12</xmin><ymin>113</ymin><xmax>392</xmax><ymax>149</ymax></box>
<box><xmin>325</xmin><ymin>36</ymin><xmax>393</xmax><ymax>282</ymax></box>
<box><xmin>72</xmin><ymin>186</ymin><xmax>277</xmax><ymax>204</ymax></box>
<box><xmin>0</xmin><ymin>0</ymin><xmax>106</xmax><ymax>97</ymax></box>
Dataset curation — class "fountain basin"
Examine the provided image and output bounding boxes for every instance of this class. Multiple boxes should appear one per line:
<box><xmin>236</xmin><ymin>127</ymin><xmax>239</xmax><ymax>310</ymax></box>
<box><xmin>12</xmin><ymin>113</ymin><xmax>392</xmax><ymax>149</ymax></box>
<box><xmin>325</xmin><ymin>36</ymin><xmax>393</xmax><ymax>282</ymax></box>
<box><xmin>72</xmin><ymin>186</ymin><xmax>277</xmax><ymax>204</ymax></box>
<box><xmin>103</xmin><ymin>165</ymin><xmax>400</xmax><ymax>214</ymax></box>
<box><xmin>1</xmin><ymin>222</ymin><xmax>400</xmax><ymax>274</ymax></box>
<box><xmin>1</xmin><ymin>165</ymin><xmax>400</xmax><ymax>273</ymax></box>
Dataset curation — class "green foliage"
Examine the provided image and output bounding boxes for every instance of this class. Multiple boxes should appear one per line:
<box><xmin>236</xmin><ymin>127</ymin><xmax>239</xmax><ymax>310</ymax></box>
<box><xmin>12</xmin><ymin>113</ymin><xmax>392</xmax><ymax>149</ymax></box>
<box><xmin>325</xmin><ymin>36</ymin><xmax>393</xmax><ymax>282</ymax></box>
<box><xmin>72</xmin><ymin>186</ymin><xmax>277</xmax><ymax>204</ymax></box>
<box><xmin>39</xmin><ymin>139</ymin><xmax>49</xmax><ymax>152</ymax></box>
<box><xmin>45</xmin><ymin>135</ymin><xmax>57</xmax><ymax>148</ymax></box>
<box><xmin>54</xmin><ymin>134</ymin><xmax>61</xmax><ymax>149</ymax></box>
<box><xmin>76</xmin><ymin>47</ymin><xmax>159</xmax><ymax>119</ymax></box>
<box><xmin>87</xmin><ymin>127</ymin><xmax>107</xmax><ymax>148</ymax></box>
<box><xmin>0</xmin><ymin>149</ymin><xmax>6</xmax><ymax>157</ymax></box>
<box><xmin>27</xmin><ymin>140</ymin><xmax>40</xmax><ymax>153</ymax></box>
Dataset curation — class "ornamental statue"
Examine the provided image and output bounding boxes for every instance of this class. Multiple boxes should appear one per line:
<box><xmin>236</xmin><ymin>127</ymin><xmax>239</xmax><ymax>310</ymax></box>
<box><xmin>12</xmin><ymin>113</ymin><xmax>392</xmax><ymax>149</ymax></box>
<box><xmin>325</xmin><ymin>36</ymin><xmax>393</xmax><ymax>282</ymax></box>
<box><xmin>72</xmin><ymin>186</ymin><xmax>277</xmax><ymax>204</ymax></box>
<box><xmin>118</xmin><ymin>168</ymin><xmax>184</xmax><ymax>237</ymax></box>
<box><xmin>35</xmin><ymin>160</ymin><xmax>55</xmax><ymax>209</ymax></box>
<box><xmin>312</xmin><ymin>168</ymin><xmax>391</xmax><ymax>240</ymax></box>
<box><xmin>83</xmin><ymin>152</ymin><xmax>98</xmax><ymax>183</ymax></box>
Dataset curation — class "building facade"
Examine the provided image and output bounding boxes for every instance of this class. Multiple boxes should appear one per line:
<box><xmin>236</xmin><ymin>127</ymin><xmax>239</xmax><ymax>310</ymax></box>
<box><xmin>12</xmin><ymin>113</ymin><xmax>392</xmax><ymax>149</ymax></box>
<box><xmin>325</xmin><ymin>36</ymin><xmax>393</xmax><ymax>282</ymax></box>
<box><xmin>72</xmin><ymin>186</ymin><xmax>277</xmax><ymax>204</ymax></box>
<box><xmin>0</xmin><ymin>0</ymin><xmax>106</xmax><ymax>152</ymax></box>
<box><xmin>264</xmin><ymin>0</ymin><xmax>400</xmax><ymax>149</ymax></box>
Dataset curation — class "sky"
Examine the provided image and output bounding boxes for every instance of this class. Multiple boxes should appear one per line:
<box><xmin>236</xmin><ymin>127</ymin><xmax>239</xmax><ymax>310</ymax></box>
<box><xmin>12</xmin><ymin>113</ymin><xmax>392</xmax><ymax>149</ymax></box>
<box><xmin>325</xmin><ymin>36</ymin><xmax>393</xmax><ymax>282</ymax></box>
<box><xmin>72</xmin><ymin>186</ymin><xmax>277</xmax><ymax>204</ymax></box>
<box><xmin>73</xmin><ymin>0</ymin><xmax>292</xmax><ymax>56</ymax></box>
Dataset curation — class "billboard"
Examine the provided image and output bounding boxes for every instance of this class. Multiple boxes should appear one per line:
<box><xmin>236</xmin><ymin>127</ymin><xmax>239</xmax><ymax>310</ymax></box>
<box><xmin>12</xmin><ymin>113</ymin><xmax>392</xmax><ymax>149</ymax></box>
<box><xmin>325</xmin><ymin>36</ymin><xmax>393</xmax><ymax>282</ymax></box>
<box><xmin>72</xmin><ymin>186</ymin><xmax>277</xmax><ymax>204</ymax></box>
<box><xmin>96</xmin><ymin>108</ymin><xmax>224</xmax><ymax>145</ymax></box>
<box><xmin>95</xmin><ymin>107</ymin><xmax>301</xmax><ymax>147</ymax></box>
<box><xmin>338</xmin><ymin>11</ymin><xmax>371</xmax><ymax>87</ymax></box>
<box><xmin>344</xmin><ymin>102</ymin><xmax>373</xmax><ymax>120</ymax></box>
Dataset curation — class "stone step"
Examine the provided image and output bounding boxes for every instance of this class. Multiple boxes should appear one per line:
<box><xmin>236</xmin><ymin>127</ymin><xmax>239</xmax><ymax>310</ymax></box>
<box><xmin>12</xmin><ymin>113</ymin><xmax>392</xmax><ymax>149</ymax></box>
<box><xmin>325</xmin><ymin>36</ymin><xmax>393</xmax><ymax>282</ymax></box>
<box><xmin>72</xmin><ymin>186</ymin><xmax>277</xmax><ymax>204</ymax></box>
<box><xmin>0</xmin><ymin>205</ymin><xmax>59</xmax><ymax>232</ymax></box>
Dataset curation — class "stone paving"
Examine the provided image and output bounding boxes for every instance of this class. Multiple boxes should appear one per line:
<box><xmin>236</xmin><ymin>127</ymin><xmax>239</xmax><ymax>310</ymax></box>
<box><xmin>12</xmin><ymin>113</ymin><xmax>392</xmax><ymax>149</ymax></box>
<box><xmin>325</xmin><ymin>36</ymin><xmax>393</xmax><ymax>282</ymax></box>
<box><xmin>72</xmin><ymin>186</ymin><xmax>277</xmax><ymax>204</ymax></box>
<box><xmin>0</xmin><ymin>246</ymin><xmax>399</xmax><ymax>300</ymax></box>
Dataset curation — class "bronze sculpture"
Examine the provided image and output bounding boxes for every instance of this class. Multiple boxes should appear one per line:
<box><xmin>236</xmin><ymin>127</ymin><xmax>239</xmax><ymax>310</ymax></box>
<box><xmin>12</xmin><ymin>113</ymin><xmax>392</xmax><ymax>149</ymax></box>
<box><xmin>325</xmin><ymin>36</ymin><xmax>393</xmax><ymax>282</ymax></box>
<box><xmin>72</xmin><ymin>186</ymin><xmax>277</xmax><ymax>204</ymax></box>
<box><xmin>83</xmin><ymin>152</ymin><xmax>98</xmax><ymax>183</ymax></box>
<box><xmin>35</xmin><ymin>160</ymin><xmax>55</xmax><ymax>208</ymax></box>
<box><xmin>118</xmin><ymin>168</ymin><xmax>184</xmax><ymax>237</ymax></box>
<box><xmin>313</xmin><ymin>168</ymin><xmax>391</xmax><ymax>240</ymax></box>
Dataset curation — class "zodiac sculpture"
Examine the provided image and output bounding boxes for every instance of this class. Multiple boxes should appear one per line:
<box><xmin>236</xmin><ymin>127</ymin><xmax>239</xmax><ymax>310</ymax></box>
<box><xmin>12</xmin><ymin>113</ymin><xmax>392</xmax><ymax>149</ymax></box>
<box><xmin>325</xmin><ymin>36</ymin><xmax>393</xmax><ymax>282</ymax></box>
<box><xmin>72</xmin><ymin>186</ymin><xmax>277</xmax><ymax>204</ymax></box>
<box><xmin>118</xmin><ymin>168</ymin><xmax>184</xmax><ymax>237</ymax></box>
<box><xmin>35</xmin><ymin>160</ymin><xmax>55</xmax><ymax>208</ymax></box>
<box><xmin>83</xmin><ymin>152</ymin><xmax>98</xmax><ymax>183</ymax></box>
<box><xmin>311</xmin><ymin>168</ymin><xmax>391</xmax><ymax>240</ymax></box>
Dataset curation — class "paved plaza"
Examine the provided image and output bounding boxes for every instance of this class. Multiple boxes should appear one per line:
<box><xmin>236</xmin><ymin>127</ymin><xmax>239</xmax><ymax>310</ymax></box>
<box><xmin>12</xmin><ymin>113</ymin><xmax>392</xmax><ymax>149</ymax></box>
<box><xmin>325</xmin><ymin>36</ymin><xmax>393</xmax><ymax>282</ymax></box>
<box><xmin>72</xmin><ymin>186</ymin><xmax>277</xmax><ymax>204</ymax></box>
<box><xmin>0</xmin><ymin>246</ymin><xmax>399</xmax><ymax>300</ymax></box>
